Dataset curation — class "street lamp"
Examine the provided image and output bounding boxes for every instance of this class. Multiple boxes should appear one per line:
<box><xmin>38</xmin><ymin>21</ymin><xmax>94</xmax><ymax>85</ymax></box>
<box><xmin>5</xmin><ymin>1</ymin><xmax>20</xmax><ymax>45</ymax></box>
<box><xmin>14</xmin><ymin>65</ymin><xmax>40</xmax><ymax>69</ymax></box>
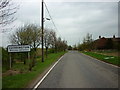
<box><xmin>46</xmin><ymin>18</ymin><xmax>50</xmax><ymax>21</ymax></box>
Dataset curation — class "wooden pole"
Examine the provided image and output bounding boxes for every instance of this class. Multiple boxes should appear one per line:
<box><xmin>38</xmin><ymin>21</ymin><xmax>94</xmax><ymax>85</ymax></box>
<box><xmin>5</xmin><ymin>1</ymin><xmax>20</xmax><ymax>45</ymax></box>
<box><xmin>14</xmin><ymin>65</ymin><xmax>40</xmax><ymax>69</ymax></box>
<box><xmin>41</xmin><ymin>0</ymin><xmax>44</xmax><ymax>62</ymax></box>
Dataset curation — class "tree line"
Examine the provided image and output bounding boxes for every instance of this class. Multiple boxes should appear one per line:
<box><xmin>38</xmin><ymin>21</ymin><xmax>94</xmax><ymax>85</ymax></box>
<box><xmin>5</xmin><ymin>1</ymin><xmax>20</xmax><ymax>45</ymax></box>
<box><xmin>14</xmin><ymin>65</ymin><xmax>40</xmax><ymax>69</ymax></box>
<box><xmin>76</xmin><ymin>33</ymin><xmax>120</xmax><ymax>51</ymax></box>
<box><xmin>2</xmin><ymin>24</ymin><xmax>68</xmax><ymax>71</ymax></box>
<box><xmin>1</xmin><ymin>0</ymin><xmax>67</xmax><ymax>71</ymax></box>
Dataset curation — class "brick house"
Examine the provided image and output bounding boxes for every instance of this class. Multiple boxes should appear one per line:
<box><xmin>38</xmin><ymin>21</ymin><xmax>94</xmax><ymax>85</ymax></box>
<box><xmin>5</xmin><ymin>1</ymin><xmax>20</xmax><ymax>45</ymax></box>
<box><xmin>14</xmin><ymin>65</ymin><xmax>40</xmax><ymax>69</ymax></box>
<box><xmin>94</xmin><ymin>35</ymin><xmax>120</xmax><ymax>50</ymax></box>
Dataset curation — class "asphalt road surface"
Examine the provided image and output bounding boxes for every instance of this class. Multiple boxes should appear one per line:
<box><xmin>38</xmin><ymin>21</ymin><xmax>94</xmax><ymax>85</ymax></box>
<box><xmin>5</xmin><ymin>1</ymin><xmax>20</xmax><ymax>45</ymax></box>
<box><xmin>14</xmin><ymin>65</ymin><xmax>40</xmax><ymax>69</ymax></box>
<box><xmin>37</xmin><ymin>51</ymin><xmax>119</xmax><ymax>88</ymax></box>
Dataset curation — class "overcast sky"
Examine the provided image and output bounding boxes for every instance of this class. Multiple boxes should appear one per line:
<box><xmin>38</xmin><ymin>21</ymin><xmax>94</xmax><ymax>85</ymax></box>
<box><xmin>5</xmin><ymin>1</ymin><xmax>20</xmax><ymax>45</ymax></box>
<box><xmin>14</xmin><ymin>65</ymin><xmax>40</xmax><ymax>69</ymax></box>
<box><xmin>1</xmin><ymin>0</ymin><xmax>119</xmax><ymax>47</ymax></box>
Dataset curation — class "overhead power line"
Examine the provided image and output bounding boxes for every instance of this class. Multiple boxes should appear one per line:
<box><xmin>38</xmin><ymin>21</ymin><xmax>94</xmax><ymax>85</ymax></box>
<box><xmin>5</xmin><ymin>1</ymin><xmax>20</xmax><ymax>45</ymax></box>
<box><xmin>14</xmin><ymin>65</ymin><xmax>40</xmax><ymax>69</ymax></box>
<box><xmin>44</xmin><ymin>2</ymin><xmax>62</xmax><ymax>37</ymax></box>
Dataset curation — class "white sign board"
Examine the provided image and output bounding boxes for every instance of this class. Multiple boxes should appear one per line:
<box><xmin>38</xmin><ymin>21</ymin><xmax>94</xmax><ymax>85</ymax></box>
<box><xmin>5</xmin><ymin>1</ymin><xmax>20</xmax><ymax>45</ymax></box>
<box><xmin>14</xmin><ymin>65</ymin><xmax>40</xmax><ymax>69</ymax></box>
<box><xmin>8</xmin><ymin>45</ymin><xmax>31</xmax><ymax>52</ymax></box>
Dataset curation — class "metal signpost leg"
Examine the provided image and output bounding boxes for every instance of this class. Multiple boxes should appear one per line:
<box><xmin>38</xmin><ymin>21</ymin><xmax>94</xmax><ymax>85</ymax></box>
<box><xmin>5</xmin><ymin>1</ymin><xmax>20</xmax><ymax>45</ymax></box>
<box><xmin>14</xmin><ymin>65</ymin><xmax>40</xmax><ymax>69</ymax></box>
<box><xmin>9</xmin><ymin>53</ymin><xmax>11</xmax><ymax>69</ymax></box>
<box><xmin>28</xmin><ymin>52</ymin><xmax>31</xmax><ymax>71</ymax></box>
<box><xmin>28</xmin><ymin>52</ymin><xmax>30</xmax><ymax>61</ymax></box>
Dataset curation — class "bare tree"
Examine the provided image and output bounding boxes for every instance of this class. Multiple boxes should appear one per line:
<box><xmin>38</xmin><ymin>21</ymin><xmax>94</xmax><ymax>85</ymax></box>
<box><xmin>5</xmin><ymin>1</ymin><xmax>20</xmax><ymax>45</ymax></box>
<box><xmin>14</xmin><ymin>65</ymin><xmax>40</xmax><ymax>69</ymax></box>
<box><xmin>56</xmin><ymin>37</ymin><xmax>67</xmax><ymax>52</ymax></box>
<box><xmin>77</xmin><ymin>33</ymin><xmax>93</xmax><ymax>51</ymax></box>
<box><xmin>49</xmin><ymin>30</ymin><xmax>57</xmax><ymax>52</ymax></box>
<box><xmin>44</xmin><ymin>30</ymin><xmax>68</xmax><ymax>53</ymax></box>
<box><xmin>10</xmin><ymin>24</ymin><xmax>41</xmax><ymax>46</ymax></box>
<box><xmin>0</xmin><ymin>0</ymin><xmax>19</xmax><ymax>32</ymax></box>
<box><xmin>10</xmin><ymin>24</ymin><xmax>41</xmax><ymax>70</ymax></box>
<box><xmin>44</xmin><ymin>29</ymin><xmax>51</xmax><ymax>57</ymax></box>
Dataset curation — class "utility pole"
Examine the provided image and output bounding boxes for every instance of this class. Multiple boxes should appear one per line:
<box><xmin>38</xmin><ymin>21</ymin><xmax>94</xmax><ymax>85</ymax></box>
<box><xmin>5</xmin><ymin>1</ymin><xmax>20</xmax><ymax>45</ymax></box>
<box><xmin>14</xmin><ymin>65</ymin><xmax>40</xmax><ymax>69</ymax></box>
<box><xmin>41</xmin><ymin>0</ymin><xmax>44</xmax><ymax>62</ymax></box>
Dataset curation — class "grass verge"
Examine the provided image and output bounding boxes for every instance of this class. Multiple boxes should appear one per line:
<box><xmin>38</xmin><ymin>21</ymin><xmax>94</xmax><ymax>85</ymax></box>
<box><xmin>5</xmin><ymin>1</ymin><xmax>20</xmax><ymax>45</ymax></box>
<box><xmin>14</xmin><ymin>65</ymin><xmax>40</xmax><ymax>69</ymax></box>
<box><xmin>82</xmin><ymin>51</ymin><xmax>120</xmax><ymax>66</ymax></box>
<box><xmin>2</xmin><ymin>52</ymin><xmax>66</xmax><ymax>88</ymax></box>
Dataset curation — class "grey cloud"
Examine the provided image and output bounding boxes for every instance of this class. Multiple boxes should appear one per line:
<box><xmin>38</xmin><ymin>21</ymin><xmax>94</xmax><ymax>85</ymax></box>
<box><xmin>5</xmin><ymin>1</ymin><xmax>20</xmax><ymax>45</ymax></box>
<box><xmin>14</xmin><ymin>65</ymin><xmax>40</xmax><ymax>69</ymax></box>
<box><xmin>1</xmin><ymin>1</ymin><xmax>118</xmax><ymax>47</ymax></box>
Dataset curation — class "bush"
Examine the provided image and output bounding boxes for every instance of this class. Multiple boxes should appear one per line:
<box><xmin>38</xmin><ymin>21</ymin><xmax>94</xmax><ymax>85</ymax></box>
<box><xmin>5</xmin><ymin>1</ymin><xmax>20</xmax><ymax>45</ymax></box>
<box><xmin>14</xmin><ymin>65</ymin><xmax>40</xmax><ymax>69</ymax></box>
<box><xmin>2</xmin><ymin>47</ymin><xmax>9</xmax><ymax>72</ymax></box>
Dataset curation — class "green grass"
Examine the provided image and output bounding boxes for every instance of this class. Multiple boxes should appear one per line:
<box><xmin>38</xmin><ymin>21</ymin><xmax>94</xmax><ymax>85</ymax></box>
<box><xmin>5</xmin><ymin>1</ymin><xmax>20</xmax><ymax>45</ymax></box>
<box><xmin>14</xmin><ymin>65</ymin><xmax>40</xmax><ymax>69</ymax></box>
<box><xmin>82</xmin><ymin>51</ymin><xmax>120</xmax><ymax>66</ymax></box>
<box><xmin>2</xmin><ymin>52</ymin><xmax>66</xmax><ymax>88</ymax></box>
<box><xmin>94</xmin><ymin>50</ymin><xmax>119</xmax><ymax>53</ymax></box>
<box><xmin>0</xmin><ymin>66</ymin><xmax>1</xmax><ymax>90</ymax></box>
<box><xmin>2</xmin><ymin>66</ymin><xmax>8</xmax><ymax>73</ymax></box>
<box><xmin>12</xmin><ymin>62</ymin><xmax>30</xmax><ymax>73</ymax></box>
<box><xmin>2</xmin><ymin>60</ymin><xmax>30</xmax><ymax>73</ymax></box>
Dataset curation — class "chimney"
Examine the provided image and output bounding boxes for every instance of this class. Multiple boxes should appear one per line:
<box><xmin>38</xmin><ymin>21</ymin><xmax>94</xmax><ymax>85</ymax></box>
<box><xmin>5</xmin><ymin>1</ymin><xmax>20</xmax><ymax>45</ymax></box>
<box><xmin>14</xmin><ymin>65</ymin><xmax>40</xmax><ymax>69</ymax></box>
<box><xmin>113</xmin><ymin>35</ymin><xmax>115</xmax><ymax>38</ymax></box>
<box><xmin>99</xmin><ymin>36</ymin><xmax>101</xmax><ymax>39</ymax></box>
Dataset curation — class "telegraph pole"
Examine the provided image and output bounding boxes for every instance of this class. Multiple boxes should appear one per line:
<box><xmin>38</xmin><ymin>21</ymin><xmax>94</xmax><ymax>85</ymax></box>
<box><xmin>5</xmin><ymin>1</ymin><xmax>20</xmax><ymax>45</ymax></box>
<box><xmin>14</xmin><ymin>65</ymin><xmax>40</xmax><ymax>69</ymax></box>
<box><xmin>41</xmin><ymin>0</ymin><xmax>44</xmax><ymax>62</ymax></box>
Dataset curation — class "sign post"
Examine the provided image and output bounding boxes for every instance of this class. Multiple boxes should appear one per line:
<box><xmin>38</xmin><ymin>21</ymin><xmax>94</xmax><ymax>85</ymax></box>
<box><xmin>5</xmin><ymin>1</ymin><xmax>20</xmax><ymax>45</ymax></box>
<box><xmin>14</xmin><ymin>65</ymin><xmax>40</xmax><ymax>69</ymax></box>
<box><xmin>8</xmin><ymin>45</ymin><xmax>31</xmax><ymax>69</ymax></box>
<box><xmin>9</xmin><ymin>53</ymin><xmax>11</xmax><ymax>69</ymax></box>
<box><xmin>28</xmin><ymin>52</ymin><xmax>30</xmax><ymax>61</ymax></box>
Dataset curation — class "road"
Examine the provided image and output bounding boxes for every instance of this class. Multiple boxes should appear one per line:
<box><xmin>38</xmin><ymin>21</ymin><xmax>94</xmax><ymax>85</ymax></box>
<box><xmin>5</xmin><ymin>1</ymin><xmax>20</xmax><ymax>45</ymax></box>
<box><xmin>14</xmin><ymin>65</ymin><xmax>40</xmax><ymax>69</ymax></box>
<box><xmin>37</xmin><ymin>51</ymin><xmax>119</xmax><ymax>88</ymax></box>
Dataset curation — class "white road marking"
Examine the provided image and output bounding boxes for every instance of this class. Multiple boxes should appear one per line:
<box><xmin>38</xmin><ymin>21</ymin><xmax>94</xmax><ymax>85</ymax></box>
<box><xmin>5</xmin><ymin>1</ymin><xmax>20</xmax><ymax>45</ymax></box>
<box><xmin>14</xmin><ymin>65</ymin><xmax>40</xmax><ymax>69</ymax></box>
<box><xmin>32</xmin><ymin>55</ymin><xmax>64</xmax><ymax>90</ymax></box>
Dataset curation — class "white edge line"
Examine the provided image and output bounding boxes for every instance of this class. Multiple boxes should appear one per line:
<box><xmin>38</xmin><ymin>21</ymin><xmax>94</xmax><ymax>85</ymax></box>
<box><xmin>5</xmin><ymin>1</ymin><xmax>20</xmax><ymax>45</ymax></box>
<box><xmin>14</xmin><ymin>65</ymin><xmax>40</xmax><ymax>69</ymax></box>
<box><xmin>32</xmin><ymin>55</ymin><xmax>64</xmax><ymax>90</ymax></box>
<box><xmin>81</xmin><ymin>52</ymin><xmax>120</xmax><ymax>68</ymax></box>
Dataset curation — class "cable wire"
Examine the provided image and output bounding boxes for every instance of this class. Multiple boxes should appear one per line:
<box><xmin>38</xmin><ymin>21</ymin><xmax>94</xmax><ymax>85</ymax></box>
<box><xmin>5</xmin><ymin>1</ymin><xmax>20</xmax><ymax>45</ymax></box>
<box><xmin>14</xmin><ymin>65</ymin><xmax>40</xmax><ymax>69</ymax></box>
<box><xmin>44</xmin><ymin>2</ymin><xmax>62</xmax><ymax>37</ymax></box>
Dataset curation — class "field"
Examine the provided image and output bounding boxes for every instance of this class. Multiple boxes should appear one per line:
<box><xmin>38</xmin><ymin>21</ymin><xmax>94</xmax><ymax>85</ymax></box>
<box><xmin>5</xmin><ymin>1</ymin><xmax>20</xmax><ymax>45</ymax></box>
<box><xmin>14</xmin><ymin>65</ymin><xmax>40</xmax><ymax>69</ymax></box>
<box><xmin>82</xmin><ymin>50</ymin><xmax>120</xmax><ymax>66</ymax></box>
<box><xmin>93</xmin><ymin>50</ymin><xmax>120</xmax><ymax>57</ymax></box>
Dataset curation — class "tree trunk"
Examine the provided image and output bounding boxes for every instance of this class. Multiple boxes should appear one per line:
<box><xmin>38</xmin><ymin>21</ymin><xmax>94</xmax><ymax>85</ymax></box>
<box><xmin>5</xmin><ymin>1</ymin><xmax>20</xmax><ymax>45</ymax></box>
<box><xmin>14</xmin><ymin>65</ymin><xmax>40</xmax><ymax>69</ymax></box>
<box><xmin>46</xmin><ymin>47</ymin><xmax>48</xmax><ymax>58</ymax></box>
<box><xmin>23</xmin><ymin>53</ymin><xmax>26</xmax><ymax>65</ymax></box>
<box><xmin>55</xmin><ymin>45</ymin><xmax>57</xmax><ymax>53</ymax></box>
<box><xmin>24</xmin><ymin>59</ymin><xmax>26</xmax><ymax>65</ymax></box>
<box><xmin>32</xmin><ymin>48</ymin><xmax>36</xmax><ymax>67</ymax></box>
<box><xmin>29</xmin><ymin>62</ymin><xmax>32</xmax><ymax>71</ymax></box>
